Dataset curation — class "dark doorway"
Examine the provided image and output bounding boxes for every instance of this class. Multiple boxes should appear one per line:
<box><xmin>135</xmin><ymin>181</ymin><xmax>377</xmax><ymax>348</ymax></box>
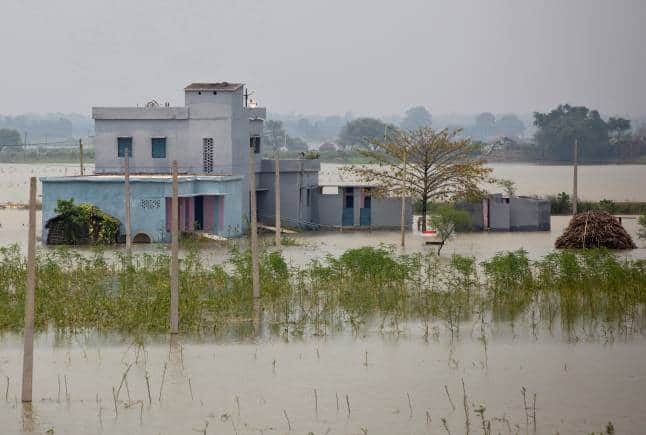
<box><xmin>342</xmin><ymin>188</ymin><xmax>354</xmax><ymax>226</ymax></box>
<box><xmin>194</xmin><ymin>196</ymin><xmax>204</xmax><ymax>230</ymax></box>
<box><xmin>360</xmin><ymin>189</ymin><xmax>371</xmax><ymax>226</ymax></box>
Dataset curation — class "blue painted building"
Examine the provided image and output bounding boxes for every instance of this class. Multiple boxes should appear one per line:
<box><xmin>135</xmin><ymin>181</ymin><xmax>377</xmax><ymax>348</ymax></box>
<box><xmin>42</xmin><ymin>174</ymin><xmax>243</xmax><ymax>243</ymax></box>
<box><xmin>40</xmin><ymin>81</ymin><xmax>412</xmax><ymax>243</ymax></box>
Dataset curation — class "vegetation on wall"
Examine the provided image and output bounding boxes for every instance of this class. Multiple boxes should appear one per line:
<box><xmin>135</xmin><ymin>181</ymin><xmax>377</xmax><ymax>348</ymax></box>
<box><xmin>50</xmin><ymin>199</ymin><xmax>120</xmax><ymax>245</ymax></box>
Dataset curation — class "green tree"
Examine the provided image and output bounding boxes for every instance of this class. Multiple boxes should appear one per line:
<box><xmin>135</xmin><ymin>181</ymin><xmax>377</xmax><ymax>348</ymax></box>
<box><xmin>286</xmin><ymin>136</ymin><xmax>308</xmax><ymax>152</ymax></box>
<box><xmin>534</xmin><ymin>104</ymin><xmax>609</xmax><ymax>161</ymax></box>
<box><xmin>401</xmin><ymin>106</ymin><xmax>432</xmax><ymax>131</ymax></box>
<box><xmin>638</xmin><ymin>214</ymin><xmax>646</xmax><ymax>240</ymax></box>
<box><xmin>607</xmin><ymin>117</ymin><xmax>631</xmax><ymax>138</ymax></box>
<box><xmin>346</xmin><ymin>127</ymin><xmax>492</xmax><ymax>231</ymax></box>
<box><xmin>496</xmin><ymin>179</ymin><xmax>517</xmax><ymax>197</ymax></box>
<box><xmin>428</xmin><ymin>204</ymin><xmax>472</xmax><ymax>255</ymax></box>
<box><xmin>473</xmin><ymin>112</ymin><xmax>496</xmax><ymax>139</ymax></box>
<box><xmin>0</xmin><ymin>128</ymin><xmax>22</xmax><ymax>148</ymax></box>
<box><xmin>264</xmin><ymin>120</ymin><xmax>286</xmax><ymax>149</ymax></box>
<box><xmin>548</xmin><ymin>192</ymin><xmax>571</xmax><ymax>214</ymax></box>
<box><xmin>338</xmin><ymin>117</ymin><xmax>391</xmax><ymax>149</ymax></box>
<box><xmin>496</xmin><ymin>114</ymin><xmax>525</xmax><ymax>138</ymax></box>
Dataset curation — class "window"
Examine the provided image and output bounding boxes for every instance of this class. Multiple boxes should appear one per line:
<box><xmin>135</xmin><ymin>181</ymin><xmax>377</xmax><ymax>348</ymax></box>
<box><xmin>117</xmin><ymin>137</ymin><xmax>132</xmax><ymax>158</ymax></box>
<box><xmin>203</xmin><ymin>138</ymin><xmax>214</xmax><ymax>173</ymax></box>
<box><xmin>151</xmin><ymin>137</ymin><xmax>166</xmax><ymax>158</ymax></box>
<box><xmin>306</xmin><ymin>188</ymin><xmax>312</xmax><ymax>207</ymax></box>
<box><xmin>250</xmin><ymin>136</ymin><xmax>261</xmax><ymax>154</ymax></box>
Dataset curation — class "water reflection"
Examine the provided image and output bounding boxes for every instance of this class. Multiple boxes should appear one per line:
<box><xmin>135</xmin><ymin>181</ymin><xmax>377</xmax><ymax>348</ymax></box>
<box><xmin>21</xmin><ymin>402</ymin><xmax>38</xmax><ymax>432</ymax></box>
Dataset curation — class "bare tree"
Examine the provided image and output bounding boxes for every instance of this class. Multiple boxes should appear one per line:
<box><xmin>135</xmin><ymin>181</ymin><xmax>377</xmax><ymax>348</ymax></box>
<box><xmin>346</xmin><ymin>127</ymin><xmax>492</xmax><ymax>231</ymax></box>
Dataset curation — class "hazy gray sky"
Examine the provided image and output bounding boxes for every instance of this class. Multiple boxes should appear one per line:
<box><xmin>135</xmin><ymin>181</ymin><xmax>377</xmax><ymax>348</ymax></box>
<box><xmin>1</xmin><ymin>0</ymin><xmax>645</xmax><ymax>117</ymax></box>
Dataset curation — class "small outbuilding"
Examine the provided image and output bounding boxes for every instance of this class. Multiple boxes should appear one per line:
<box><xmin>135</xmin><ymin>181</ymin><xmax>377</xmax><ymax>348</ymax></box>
<box><xmin>315</xmin><ymin>167</ymin><xmax>412</xmax><ymax>230</ymax></box>
<box><xmin>458</xmin><ymin>194</ymin><xmax>550</xmax><ymax>232</ymax></box>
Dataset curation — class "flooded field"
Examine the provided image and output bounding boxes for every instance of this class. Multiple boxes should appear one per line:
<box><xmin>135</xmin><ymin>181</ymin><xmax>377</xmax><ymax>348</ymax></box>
<box><xmin>1</xmin><ymin>329</ymin><xmax>645</xmax><ymax>435</ymax></box>
<box><xmin>1</xmin><ymin>162</ymin><xmax>645</xmax><ymax>434</ymax></box>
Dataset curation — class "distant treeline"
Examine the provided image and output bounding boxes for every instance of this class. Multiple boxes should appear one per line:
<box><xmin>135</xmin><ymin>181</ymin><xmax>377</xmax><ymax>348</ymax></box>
<box><xmin>0</xmin><ymin>113</ymin><xmax>92</xmax><ymax>143</ymax></box>
<box><xmin>546</xmin><ymin>192</ymin><xmax>646</xmax><ymax>215</ymax></box>
<box><xmin>0</xmin><ymin>145</ymin><xmax>94</xmax><ymax>164</ymax></box>
<box><xmin>268</xmin><ymin>104</ymin><xmax>646</xmax><ymax>164</ymax></box>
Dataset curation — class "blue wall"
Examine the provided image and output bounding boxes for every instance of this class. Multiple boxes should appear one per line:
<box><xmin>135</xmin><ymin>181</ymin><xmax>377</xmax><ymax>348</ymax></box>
<box><xmin>41</xmin><ymin>175</ymin><xmax>244</xmax><ymax>243</ymax></box>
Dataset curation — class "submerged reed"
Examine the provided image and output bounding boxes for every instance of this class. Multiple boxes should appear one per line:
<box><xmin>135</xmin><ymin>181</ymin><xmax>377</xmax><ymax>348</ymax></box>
<box><xmin>0</xmin><ymin>244</ymin><xmax>643</xmax><ymax>340</ymax></box>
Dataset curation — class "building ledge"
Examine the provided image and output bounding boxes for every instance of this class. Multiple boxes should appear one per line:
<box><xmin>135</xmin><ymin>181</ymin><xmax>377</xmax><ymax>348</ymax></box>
<box><xmin>92</xmin><ymin>107</ymin><xmax>189</xmax><ymax>120</ymax></box>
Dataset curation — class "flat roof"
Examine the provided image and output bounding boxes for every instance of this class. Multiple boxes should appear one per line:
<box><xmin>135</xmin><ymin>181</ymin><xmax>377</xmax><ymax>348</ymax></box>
<box><xmin>184</xmin><ymin>82</ymin><xmax>243</xmax><ymax>92</ymax></box>
<box><xmin>40</xmin><ymin>174</ymin><xmax>243</xmax><ymax>183</ymax></box>
<box><xmin>317</xmin><ymin>165</ymin><xmax>379</xmax><ymax>187</ymax></box>
<box><xmin>92</xmin><ymin>107</ymin><xmax>188</xmax><ymax>120</ymax></box>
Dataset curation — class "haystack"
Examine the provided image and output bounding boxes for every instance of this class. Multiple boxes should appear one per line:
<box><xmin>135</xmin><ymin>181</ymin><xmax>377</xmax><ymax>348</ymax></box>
<box><xmin>555</xmin><ymin>210</ymin><xmax>636</xmax><ymax>249</ymax></box>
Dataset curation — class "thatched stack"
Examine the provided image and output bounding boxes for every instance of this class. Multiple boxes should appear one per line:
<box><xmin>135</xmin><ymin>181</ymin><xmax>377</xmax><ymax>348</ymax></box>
<box><xmin>555</xmin><ymin>210</ymin><xmax>636</xmax><ymax>249</ymax></box>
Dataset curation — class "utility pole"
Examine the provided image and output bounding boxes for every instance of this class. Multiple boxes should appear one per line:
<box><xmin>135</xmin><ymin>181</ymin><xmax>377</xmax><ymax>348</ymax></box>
<box><xmin>572</xmin><ymin>138</ymin><xmax>578</xmax><ymax>215</ymax></box>
<box><xmin>79</xmin><ymin>139</ymin><xmax>85</xmax><ymax>176</ymax></box>
<box><xmin>248</xmin><ymin>146</ymin><xmax>261</xmax><ymax>299</ymax></box>
<box><xmin>274</xmin><ymin>141</ymin><xmax>281</xmax><ymax>247</ymax></box>
<box><xmin>124</xmin><ymin>152</ymin><xmax>132</xmax><ymax>257</ymax></box>
<box><xmin>400</xmin><ymin>147</ymin><xmax>407</xmax><ymax>247</ymax></box>
<box><xmin>22</xmin><ymin>177</ymin><xmax>37</xmax><ymax>402</ymax></box>
<box><xmin>170</xmin><ymin>161</ymin><xmax>179</xmax><ymax>334</ymax></box>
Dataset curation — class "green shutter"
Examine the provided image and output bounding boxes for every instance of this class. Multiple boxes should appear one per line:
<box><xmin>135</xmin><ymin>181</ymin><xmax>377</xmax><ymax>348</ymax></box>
<box><xmin>152</xmin><ymin>137</ymin><xmax>166</xmax><ymax>158</ymax></box>
<box><xmin>117</xmin><ymin>137</ymin><xmax>132</xmax><ymax>157</ymax></box>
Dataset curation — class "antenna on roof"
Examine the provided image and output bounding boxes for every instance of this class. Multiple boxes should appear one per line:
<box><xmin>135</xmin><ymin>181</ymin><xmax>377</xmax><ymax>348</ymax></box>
<box><xmin>244</xmin><ymin>88</ymin><xmax>255</xmax><ymax>108</ymax></box>
<box><xmin>145</xmin><ymin>100</ymin><xmax>160</xmax><ymax>108</ymax></box>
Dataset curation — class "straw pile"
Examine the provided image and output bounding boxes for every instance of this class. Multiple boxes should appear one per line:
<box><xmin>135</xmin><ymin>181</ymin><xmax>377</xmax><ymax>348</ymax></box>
<box><xmin>555</xmin><ymin>210</ymin><xmax>636</xmax><ymax>249</ymax></box>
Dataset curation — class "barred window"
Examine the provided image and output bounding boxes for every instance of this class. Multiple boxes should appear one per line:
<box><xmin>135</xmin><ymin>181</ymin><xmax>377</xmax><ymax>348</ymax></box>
<box><xmin>151</xmin><ymin>137</ymin><xmax>166</xmax><ymax>158</ymax></box>
<box><xmin>117</xmin><ymin>137</ymin><xmax>132</xmax><ymax>158</ymax></box>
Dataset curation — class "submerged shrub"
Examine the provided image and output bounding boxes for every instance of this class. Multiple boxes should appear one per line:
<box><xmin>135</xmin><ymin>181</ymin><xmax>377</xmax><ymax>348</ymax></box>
<box><xmin>0</xmin><ymin>243</ymin><xmax>643</xmax><ymax>339</ymax></box>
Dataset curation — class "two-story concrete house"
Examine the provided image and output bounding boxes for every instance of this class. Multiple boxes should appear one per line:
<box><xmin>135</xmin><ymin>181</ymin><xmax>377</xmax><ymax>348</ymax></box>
<box><xmin>40</xmin><ymin>82</ymin><xmax>411</xmax><ymax>244</ymax></box>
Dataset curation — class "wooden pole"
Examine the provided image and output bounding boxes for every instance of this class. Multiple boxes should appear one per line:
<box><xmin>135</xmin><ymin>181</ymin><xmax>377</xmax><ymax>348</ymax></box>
<box><xmin>249</xmin><ymin>146</ymin><xmax>261</xmax><ymax>299</ymax></box>
<box><xmin>274</xmin><ymin>145</ymin><xmax>281</xmax><ymax>248</ymax></box>
<box><xmin>572</xmin><ymin>138</ymin><xmax>578</xmax><ymax>215</ymax></box>
<box><xmin>170</xmin><ymin>161</ymin><xmax>179</xmax><ymax>334</ymax></box>
<box><xmin>79</xmin><ymin>139</ymin><xmax>84</xmax><ymax>176</ymax></box>
<box><xmin>124</xmin><ymin>152</ymin><xmax>132</xmax><ymax>257</ymax></box>
<box><xmin>22</xmin><ymin>177</ymin><xmax>37</xmax><ymax>402</ymax></box>
<box><xmin>400</xmin><ymin>147</ymin><xmax>407</xmax><ymax>247</ymax></box>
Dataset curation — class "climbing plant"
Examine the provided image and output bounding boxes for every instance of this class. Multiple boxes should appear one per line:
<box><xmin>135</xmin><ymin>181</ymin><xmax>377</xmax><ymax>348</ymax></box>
<box><xmin>53</xmin><ymin>199</ymin><xmax>120</xmax><ymax>244</ymax></box>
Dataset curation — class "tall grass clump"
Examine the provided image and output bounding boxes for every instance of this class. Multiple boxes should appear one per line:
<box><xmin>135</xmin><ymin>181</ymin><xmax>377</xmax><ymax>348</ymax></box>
<box><xmin>0</xmin><ymin>243</ymin><xmax>644</xmax><ymax>340</ymax></box>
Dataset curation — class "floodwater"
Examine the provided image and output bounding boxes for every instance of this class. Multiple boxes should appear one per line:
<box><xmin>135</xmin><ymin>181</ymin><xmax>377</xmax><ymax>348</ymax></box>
<box><xmin>1</xmin><ymin>162</ymin><xmax>646</xmax><ymax>434</ymax></box>
<box><xmin>1</xmin><ymin>325</ymin><xmax>645</xmax><ymax>435</ymax></box>
<box><xmin>319</xmin><ymin>162</ymin><xmax>646</xmax><ymax>201</ymax></box>
<box><xmin>1</xmin><ymin>162</ymin><xmax>646</xmax><ymax>204</ymax></box>
<box><xmin>1</xmin><ymin>209</ymin><xmax>644</xmax><ymax>263</ymax></box>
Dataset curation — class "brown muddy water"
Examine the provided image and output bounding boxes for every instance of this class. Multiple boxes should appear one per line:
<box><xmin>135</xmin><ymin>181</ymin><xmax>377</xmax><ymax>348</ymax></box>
<box><xmin>1</xmin><ymin>163</ymin><xmax>646</xmax><ymax>434</ymax></box>
<box><xmin>1</xmin><ymin>210</ymin><xmax>644</xmax><ymax>264</ymax></box>
<box><xmin>1</xmin><ymin>327</ymin><xmax>645</xmax><ymax>435</ymax></box>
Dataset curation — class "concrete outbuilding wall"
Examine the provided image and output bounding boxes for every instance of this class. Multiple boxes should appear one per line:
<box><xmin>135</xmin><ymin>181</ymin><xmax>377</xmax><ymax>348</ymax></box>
<box><xmin>315</xmin><ymin>185</ymin><xmax>412</xmax><ymax>229</ymax></box>
<box><xmin>458</xmin><ymin>194</ymin><xmax>550</xmax><ymax>232</ymax></box>
<box><xmin>256</xmin><ymin>159</ymin><xmax>320</xmax><ymax>228</ymax></box>
<box><xmin>41</xmin><ymin>175</ymin><xmax>244</xmax><ymax>243</ymax></box>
